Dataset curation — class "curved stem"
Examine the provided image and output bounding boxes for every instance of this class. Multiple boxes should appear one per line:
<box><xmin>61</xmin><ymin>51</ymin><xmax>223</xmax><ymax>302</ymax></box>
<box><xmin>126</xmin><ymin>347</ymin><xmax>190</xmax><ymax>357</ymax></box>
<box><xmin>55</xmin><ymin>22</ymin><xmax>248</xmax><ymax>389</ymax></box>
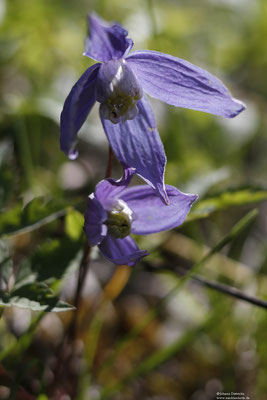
<box><xmin>68</xmin><ymin>146</ymin><xmax>114</xmax><ymax>342</ymax></box>
<box><xmin>69</xmin><ymin>241</ymin><xmax>91</xmax><ymax>340</ymax></box>
<box><xmin>105</xmin><ymin>145</ymin><xmax>114</xmax><ymax>178</ymax></box>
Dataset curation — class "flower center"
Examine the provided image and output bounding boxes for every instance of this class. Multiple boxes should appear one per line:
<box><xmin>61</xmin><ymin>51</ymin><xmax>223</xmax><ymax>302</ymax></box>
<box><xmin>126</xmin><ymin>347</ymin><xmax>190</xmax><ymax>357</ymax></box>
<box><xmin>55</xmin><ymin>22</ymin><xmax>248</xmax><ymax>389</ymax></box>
<box><xmin>96</xmin><ymin>59</ymin><xmax>143</xmax><ymax>124</ymax></box>
<box><xmin>105</xmin><ymin>199</ymin><xmax>133</xmax><ymax>239</ymax></box>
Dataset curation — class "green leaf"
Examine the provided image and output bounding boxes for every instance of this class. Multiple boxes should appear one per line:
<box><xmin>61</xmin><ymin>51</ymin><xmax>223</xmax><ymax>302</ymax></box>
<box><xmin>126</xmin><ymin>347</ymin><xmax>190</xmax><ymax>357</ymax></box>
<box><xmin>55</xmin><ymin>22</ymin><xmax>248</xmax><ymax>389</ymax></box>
<box><xmin>31</xmin><ymin>209</ymin><xmax>84</xmax><ymax>282</ymax></box>
<box><xmin>0</xmin><ymin>207</ymin><xmax>84</xmax><ymax>312</ymax></box>
<box><xmin>0</xmin><ymin>282</ymin><xmax>74</xmax><ymax>312</ymax></box>
<box><xmin>13</xmin><ymin>258</ymin><xmax>37</xmax><ymax>289</ymax></box>
<box><xmin>0</xmin><ymin>197</ymin><xmax>67</xmax><ymax>237</ymax></box>
<box><xmin>65</xmin><ymin>207</ymin><xmax>84</xmax><ymax>240</ymax></box>
<box><xmin>31</xmin><ymin>237</ymin><xmax>83</xmax><ymax>282</ymax></box>
<box><xmin>188</xmin><ymin>186</ymin><xmax>267</xmax><ymax>221</ymax></box>
<box><xmin>0</xmin><ymin>240</ymin><xmax>13</xmax><ymax>286</ymax></box>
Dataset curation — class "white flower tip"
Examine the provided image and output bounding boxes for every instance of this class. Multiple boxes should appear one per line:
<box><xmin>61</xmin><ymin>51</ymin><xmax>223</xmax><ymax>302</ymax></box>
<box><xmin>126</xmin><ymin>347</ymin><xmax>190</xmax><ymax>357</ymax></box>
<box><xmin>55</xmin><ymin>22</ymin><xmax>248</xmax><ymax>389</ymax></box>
<box><xmin>68</xmin><ymin>149</ymin><xmax>79</xmax><ymax>160</ymax></box>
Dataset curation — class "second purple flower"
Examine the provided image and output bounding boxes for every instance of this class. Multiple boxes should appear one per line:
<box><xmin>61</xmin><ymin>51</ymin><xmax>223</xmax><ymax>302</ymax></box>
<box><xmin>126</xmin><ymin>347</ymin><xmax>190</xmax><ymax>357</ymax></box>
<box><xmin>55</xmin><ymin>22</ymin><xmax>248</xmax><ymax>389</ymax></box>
<box><xmin>84</xmin><ymin>168</ymin><xmax>197</xmax><ymax>266</ymax></box>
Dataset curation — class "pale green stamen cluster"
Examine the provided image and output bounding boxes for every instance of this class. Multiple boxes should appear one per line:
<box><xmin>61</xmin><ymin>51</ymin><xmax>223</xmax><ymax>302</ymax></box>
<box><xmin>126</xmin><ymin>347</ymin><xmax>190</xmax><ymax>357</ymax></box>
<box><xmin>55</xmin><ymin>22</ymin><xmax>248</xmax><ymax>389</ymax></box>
<box><xmin>102</xmin><ymin>91</ymin><xmax>141</xmax><ymax>124</ymax></box>
<box><xmin>105</xmin><ymin>199</ymin><xmax>133</xmax><ymax>239</ymax></box>
<box><xmin>99</xmin><ymin>60</ymin><xmax>143</xmax><ymax>124</ymax></box>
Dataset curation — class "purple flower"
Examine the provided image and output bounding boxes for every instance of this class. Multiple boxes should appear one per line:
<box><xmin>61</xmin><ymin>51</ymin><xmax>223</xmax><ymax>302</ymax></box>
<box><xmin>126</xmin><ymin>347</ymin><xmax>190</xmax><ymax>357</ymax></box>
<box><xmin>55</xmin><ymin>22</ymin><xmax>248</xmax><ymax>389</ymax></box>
<box><xmin>84</xmin><ymin>168</ymin><xmax>197</xmax><ymax>266</ymax></box>
<box><xmin>60</xmin><ymin>13</ymin><xmax>245</xmax><ymax>203</ymax></box>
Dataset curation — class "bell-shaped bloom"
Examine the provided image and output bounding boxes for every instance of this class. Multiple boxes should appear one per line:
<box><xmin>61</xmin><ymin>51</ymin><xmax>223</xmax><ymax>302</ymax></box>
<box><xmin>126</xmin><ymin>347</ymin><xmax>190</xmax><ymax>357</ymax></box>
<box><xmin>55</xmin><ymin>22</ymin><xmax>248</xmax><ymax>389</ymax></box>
<box><xmin>84</xmin><ymin>168</ymin><xmax>197</xmax><ymax>266</ymax></box>
<box><xmin>60</xmin><ymin>13</ymin><xmax>245</xmax><ymax>203</ymax></box>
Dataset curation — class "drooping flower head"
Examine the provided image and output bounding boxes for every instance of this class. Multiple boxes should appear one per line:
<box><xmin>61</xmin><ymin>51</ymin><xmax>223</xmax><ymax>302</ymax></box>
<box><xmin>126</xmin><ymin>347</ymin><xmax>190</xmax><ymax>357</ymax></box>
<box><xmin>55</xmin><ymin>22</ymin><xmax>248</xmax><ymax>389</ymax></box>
<box><xmin>84</xmin><ymin>168</ymin><xmax>197</xmax><ymax>266</ymax></box>
<box><xmin>60</xmin><ymin>13</ymin><xmax>245</xmax><ymax>204</ymax></box>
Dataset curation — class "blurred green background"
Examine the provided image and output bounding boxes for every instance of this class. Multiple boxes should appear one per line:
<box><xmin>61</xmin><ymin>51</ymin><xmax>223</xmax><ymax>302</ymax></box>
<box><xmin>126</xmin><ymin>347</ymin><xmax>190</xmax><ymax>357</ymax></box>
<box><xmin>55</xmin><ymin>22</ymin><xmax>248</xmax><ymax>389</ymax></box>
<box><xmin>0</xmin><ymin>0</ymin><xmax>267</xmax><ymax>399</ymax></box>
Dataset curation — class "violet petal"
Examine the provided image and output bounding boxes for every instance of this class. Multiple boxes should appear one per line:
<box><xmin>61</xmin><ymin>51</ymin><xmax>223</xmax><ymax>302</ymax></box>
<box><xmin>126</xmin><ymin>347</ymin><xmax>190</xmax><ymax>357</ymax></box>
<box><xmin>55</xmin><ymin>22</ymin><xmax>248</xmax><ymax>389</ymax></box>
<box><xmin>121</xmin><ymin>185</ymin><xmax>197</xmax><ymax>235</ymax></box>
<box><xmin>60</xmin><ymin>63</ymin><xmax>100</xmax><ymax>159</ymax></box>
<box><xmin>99</xmin><ymin>235</ymin><xmax>148</xmax><ymax>266</ymax></box>
<box><xmin>100</xmin><ymin>94</ymin><xmax>168</xmax><ymax>204</ymax></box>
<box><xmin>95</xmin><ymin>166</ymin><xmax>135</xmax><ymax>210</ymax></box>
<box><xmin>127</xmin><ymin>50</ymin><xmax>245</xmax><ymax>118</ymax></box>
<box><xmin>84</xmin><ymin>14</ymin><xmax>133</xmax><ymax>62</ymax></box>
<box><xmin>84</xmin><ymin>194</ymin><xmax>107</xmax><ymax>246</ymax></box>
